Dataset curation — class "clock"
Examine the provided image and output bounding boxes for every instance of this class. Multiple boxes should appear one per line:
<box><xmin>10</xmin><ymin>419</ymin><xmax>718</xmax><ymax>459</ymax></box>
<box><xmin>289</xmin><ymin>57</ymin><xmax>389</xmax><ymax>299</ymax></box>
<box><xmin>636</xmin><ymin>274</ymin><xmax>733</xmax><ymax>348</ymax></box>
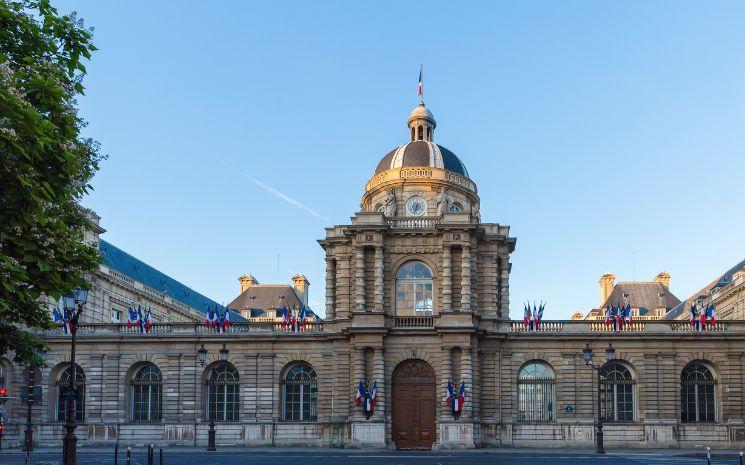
<box><xmin>406</xmin><ymin>196</ymin><xmax>427</xmax><ymax>216</ymax></box>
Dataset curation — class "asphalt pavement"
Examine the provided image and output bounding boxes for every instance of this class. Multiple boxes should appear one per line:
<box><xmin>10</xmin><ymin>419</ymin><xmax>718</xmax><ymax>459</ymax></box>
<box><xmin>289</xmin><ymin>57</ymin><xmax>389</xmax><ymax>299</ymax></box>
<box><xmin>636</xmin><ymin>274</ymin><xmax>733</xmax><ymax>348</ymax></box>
<box><xmin>0</xmin><ymin>447</ymin><xmax>738</xmax><ymax>465</ymax></box>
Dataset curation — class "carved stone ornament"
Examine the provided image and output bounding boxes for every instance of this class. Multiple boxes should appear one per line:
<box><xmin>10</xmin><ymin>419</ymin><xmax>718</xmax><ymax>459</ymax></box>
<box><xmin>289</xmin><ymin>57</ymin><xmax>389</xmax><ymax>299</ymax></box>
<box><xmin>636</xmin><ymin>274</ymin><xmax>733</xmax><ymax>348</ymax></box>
<box><xmin>384</xmin><ymin>188</ymin><xmax>397</xmax><ymax>217</ymax></box>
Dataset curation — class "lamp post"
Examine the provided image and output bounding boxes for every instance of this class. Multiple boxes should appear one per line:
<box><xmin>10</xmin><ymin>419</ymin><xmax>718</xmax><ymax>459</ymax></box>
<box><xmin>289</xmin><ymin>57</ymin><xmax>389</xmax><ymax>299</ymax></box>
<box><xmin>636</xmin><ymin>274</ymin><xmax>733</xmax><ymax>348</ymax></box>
<box><xmin>62</xmin><ymin>287</ymin><xmax>88</xmax><ymax>465</ymax></box>
<box><xmin>582</xmin><ymin>342</ymin><xmax>616</xmax><ymax>454</ymax></box>
<box><xmin>198</xmin><ymin>344</ymin><xmax>229</xmax><ymax>452</ymax></box>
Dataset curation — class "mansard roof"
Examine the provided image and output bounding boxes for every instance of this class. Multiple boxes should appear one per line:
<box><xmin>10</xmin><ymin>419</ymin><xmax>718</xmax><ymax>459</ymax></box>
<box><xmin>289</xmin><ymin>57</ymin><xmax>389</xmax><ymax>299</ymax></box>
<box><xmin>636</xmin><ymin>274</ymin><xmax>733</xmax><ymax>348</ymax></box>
<box><xmin>229</xmin><ymin>284</ymin><xmax>303</xmax><ymax>313</ymax></box>
<box><xmin>100</xmin><ymin>239</ymin><xmax>241</xmax><ymax>318</ymax></box>
<box><xmin>601</xmin><ymin>281</ymin><xmax>681</xmax><ymax>313</ymax></box>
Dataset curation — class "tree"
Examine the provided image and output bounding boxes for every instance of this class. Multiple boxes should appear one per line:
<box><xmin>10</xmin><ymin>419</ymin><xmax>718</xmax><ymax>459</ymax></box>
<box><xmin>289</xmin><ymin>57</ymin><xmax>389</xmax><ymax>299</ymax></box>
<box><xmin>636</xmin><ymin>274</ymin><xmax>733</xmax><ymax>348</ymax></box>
<box><xmin>0</xmin><ymin>0</ymin><xmax>104</xmax><ymax>366</ymax></box>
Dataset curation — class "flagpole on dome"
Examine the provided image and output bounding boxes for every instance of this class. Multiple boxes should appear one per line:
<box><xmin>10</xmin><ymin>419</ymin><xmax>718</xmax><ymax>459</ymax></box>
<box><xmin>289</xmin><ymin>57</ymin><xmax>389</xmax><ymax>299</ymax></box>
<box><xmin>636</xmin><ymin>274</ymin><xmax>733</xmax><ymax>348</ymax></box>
<box><xmin>418</xmin><ymin>64</ymin><xmax>423</xmax><ymax>102</ymax></box>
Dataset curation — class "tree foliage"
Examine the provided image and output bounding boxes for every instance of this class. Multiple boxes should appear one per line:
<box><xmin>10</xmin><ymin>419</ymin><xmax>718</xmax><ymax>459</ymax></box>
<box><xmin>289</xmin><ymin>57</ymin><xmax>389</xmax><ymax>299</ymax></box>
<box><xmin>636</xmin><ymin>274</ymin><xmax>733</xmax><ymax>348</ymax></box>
<box><xmin>0</xmin><ymin>0</ymin><xmax>103</xmax><ymax>366</ymax></box>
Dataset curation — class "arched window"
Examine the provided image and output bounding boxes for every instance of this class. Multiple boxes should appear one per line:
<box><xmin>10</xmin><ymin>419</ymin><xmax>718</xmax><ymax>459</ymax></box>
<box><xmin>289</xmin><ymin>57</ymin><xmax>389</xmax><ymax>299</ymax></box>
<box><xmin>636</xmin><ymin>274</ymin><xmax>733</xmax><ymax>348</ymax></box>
<box><xmin>131</xmin><ymin>363</ymin><xmax>162</xmax><ymax>422</ymax></box>
<box><xmin>426</xmin><ymin>127</ymin><xmax>432</xmax><ymax>141</ymax></box>
<box><xmin>282</xmin><ymin>363</ymin><xmax>317</xmax><ymax>422</ymax></box>
<box><xmin>206</xmin><ymin>362</ymin><xmax>239</xmax><ymax>422</ymax></box>
<box><xmin>517</xmin><ymin>362</ymin><xmax>555</xmax><ymax>422</ymax></box>
<box><xmin>395</xmin><ymin>261</ymin><xmax>433</xmax><ymax>315</ymax></box>
<box><xmin>417</xmin><ymin>125</ymin><xmax>423</xmax><ymax>141</ymax></box>
<box><xmin>448</xmin><ymin>204</ymin><xmax>462</xmax><ymax>213</ymax></box>
<box><xmin>681</xmin><ymin>363</ymin><xmax>716</xmax><ymax>422</ymax></box>
<box><xmin>411</xmin><ymin>127</ymin><xmax>415</xmax><ymax>141</ymax></box>
<box><xmin>600</xmin><ymin>361</ymin><xmax>634</xmax><ymax>423</ymax></box>
<box><xmin>57</xmin><ymin>365</ymin><xmax>85</xmax><ymax>422</ymax></box>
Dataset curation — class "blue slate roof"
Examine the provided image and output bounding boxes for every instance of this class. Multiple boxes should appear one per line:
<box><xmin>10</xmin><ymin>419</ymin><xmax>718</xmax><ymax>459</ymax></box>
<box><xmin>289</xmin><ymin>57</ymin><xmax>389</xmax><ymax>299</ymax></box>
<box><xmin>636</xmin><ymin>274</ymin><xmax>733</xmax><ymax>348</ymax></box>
<box><xmin>664</xmin><ymin>257</ymin><xmax>745</xmax><ymax>320</ymax></box>
<box><xmin>99</xmin><ymin>239</ymin><xmax>245</xmax><ymax>320</ymax></box>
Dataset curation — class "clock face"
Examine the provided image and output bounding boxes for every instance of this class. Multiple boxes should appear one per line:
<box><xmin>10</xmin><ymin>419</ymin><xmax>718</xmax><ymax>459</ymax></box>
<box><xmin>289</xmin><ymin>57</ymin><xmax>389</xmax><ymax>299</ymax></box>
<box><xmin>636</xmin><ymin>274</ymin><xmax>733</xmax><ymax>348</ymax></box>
<box><xmin>406</xmin><ymin>196</ymin><xmax>427</xmax><ymax>216</ymax></box>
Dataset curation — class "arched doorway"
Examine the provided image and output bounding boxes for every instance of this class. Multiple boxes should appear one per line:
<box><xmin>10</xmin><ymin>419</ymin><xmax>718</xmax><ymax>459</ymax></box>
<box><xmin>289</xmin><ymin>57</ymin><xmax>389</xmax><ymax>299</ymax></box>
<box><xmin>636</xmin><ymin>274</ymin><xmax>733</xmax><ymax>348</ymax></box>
<box><xmin>392</xmin><ymin>359</ymin><xmax>436</xmax><ymax>450</ymax></box>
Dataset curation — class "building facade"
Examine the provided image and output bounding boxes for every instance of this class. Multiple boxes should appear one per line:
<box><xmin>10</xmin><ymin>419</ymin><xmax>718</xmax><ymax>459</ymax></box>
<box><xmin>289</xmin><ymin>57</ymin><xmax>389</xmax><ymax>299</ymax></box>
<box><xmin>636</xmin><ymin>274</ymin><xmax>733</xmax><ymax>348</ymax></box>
<box><xmin>584</xmin><ymin>272</ymin><xmax>682</xmax><ymax>321</ymax></box>
<box><xmin>3</xmin><ymin>102</ymin><xmax>745</xmax><ymax>450</ymax></box>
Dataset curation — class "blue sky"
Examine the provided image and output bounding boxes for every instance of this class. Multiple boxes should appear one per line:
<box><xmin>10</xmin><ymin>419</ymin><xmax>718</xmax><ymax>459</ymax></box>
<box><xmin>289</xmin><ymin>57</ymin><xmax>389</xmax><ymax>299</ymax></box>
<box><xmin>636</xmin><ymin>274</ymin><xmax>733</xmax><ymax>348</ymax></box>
<box><xmin>59</xmin><ymin>0</ymin><xmax>745</xmax><ymax>319</ymax></box>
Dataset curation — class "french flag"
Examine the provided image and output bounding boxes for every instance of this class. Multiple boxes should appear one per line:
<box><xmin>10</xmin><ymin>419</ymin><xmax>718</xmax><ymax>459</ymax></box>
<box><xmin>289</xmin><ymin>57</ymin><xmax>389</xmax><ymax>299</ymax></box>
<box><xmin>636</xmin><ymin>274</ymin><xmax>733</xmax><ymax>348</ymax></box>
<box><xmin>706</xmin><ymin>303</ymin><xmax>716</xmax><ymax>327</ymax></box>
<box><xmin>689</xmin><ymin>303</ymin><xmax>701</xmax><ymax>331</ymax></box>
<box><xmin>444</xmin><ymin>380</ymin><xmax>455</xmax><ymax>408</ymax></box>
<box><xmin>523</xmin><ymin>303</ymin><xmax>531</xmax><ymax>328</ymax></box>
<box><xmin>368</xmin><ymin>381</ymin><xmax>377</xmax><ymax>412</ymax></box>
<box><xmin>222</xmin><ymin>307</ymin><xmax>230</xmax><ymax>332</ymax></box>
<box><xmin>128</xmin><ymin>306</ymin><xmax>140</xmax><ymax>328</ymax></box>
<box><xmin>204</xmin><ymin>307</ymin><xmax>213</xmax><ymax>329</ymax></box>
<box><xmin>457</xmin><ymin>381</ymin><xmax>465</xmax><ymax>412</ymax></box>
<box><xmin>417</xmin><ymin>65</ymin><xmax>423</xmax><ymax>96</ymax></box>
<box><xmin>144</xmin><ymin>309</ymin><xmax>153</xmax><ymax>333</ymax></box>
<box><xmin>53</xmin><ymin>307</ymin><xmax>70</xmax><ymax>334</ymax></box>
<box><xmin>355</xmin><ymin>381</ymin><xmax>365</xmax><ymax>406</ymax></box>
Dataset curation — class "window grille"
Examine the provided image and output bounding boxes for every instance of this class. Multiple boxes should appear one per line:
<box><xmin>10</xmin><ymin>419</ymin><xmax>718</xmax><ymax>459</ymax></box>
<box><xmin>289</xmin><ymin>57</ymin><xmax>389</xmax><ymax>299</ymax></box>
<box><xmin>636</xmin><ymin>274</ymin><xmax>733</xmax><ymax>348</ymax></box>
<box><xmin>517</xmin><ymin>362</ymin><xmax>555</xmax><ymax>422</ymax></box>
<box><xmin>681</xmin><ymin>363</ymin><xmax>716</xmax><ymax>422</ymax></box>
<box><xmin>600</xmin><ymin>362</ymin><xmax>634</xmax><ymax>423</ymax></box>
<box><xmin>57</xmin><ymin>365</ymin><xmax>85</xmax><ymax>422</ymax></box>
<box><xmin>395</xmin><ymin>261</ymin><xmax>434</xmax><ymax>315</ymax></box>
<box><xmin>282</xmin><ymin>363</ymin><xmax>317</xmax><ymax>422</ymax></box>
<box><xmin>206</xmin><ymin>363</ymin><xmax>239</xmax><ymax>422</ymax></box>
<box><xmin>131</xmin><ymin>363</ymin><xmax>162</xmax><ymax>422</ymax></box>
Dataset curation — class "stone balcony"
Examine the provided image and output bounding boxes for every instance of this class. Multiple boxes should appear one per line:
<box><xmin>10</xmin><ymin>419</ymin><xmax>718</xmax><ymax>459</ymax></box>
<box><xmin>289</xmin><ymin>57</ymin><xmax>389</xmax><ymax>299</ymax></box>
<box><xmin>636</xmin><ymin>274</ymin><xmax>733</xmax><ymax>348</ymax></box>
<box><xmin>37</xmin><ymin>320</ymin><xmax>324</xmax><ymax>337</ymax></box>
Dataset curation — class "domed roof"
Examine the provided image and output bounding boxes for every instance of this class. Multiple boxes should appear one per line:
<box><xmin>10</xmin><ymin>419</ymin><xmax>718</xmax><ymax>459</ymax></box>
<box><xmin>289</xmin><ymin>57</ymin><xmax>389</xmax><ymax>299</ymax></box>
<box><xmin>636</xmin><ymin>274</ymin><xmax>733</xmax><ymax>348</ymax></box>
<box><xmin>408</xmin><ymin>102</ymin><xmax>434</xmax><ymax>123</ymax></box>
<box><xmin>374</xmin><ymin>141</ymin><xmax>469</xmax><ymax>177</ymax></box>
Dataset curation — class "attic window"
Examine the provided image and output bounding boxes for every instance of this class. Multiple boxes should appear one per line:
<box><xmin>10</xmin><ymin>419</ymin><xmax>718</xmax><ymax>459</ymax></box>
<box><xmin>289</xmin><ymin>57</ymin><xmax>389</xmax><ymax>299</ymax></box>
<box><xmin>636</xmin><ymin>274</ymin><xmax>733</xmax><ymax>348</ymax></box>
<box><xmin>623</xmin><ymin>293</ymin><xmax>629</xmax><ymax>298</ymax></box>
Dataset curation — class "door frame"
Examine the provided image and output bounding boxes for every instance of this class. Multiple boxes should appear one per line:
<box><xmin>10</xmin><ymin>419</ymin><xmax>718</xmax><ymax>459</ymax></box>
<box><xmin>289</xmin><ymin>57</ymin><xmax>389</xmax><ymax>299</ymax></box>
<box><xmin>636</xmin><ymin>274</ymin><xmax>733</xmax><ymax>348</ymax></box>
<box><xmin>391</xmin><ymin>359</ymin><xmax>437</xmax><ymax>450</ymax></box>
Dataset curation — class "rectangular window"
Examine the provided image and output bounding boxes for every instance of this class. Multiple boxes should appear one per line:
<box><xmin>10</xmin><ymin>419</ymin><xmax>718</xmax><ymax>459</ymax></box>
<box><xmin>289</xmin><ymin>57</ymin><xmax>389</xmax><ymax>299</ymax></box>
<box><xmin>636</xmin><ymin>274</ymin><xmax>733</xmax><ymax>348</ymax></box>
<box><xmin>112</xmin><ymin>309</ymin><xmax>122</xmax><ymax>323</ymax></box>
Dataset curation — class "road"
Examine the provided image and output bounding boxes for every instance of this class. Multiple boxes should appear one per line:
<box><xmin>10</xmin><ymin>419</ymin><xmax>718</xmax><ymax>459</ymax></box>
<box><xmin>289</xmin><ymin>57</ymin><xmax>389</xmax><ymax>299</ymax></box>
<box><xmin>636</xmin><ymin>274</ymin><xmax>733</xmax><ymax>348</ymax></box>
<box><xmin>0</xmin><ymin>449</ymin><xmax>731</xmax><ymax>465</ymax></box>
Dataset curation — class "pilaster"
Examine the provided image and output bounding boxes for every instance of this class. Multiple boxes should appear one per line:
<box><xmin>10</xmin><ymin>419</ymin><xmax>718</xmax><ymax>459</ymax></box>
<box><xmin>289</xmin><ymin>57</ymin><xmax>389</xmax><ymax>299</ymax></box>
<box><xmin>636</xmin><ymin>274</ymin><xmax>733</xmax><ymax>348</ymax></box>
<box><xmin>460</xmin><ymin>246</ymin><xmax>471</xmax><ymax>311</ymax></box>
<box><xmin>442</xmin><ymin>245</ymin><xmax>452</xmax><ymax>311</ymax></box>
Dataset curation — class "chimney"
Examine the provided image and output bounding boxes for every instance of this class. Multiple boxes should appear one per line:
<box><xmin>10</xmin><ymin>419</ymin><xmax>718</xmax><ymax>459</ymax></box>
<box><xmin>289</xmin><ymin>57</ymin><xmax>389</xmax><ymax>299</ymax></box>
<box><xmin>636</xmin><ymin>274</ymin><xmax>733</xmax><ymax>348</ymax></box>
<box><xmin>238</xmin><ymin>274</ymin><xmax>259</xmax><ymax>293</ymax></box>
<box><xmin>599</xmin><ymin>273</ymin><xmax>615</xmax><ymax>306</ymax></box>
<box><xmin>653</xmin><ymin>272</ymin><xmax>670</xmax><ymax>288</ymax></box>
<box><xmin>292</xmin><ymin>274</ymin><xmax>310</xmax><ymax>307</ymax></box>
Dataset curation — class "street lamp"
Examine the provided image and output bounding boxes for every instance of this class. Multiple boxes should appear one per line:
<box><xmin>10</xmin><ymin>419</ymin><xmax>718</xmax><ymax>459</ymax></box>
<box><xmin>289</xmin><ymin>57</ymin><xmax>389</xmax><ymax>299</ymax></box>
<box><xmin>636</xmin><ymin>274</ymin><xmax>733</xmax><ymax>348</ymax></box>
<box><xmin>199</xmin><ymin>345</ymin><xmax>229</xmax><ymax>452</ymax></box>
<box><xmin>197</xmin><ymin>345</ymin><xmax>208</xmax><ymax>367</ymax></box>
<box><xmin>62</xmin><ymin>287</ymin><xmax>88</xmax><ymax>465</ymax></box>
<box><xmin>582</xmin><ymin>343</ymin><xmax>615</xmax><ymax>454</ymax></box>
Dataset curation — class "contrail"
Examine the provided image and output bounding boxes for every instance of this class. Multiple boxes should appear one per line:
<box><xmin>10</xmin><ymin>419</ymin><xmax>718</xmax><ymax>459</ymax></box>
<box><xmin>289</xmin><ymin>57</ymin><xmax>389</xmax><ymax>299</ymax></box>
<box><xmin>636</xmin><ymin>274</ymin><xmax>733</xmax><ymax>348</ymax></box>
<box><xmin>217</xmin><ymin>159</ymin><xmax>329</xmax><ymax>222</ymax></box>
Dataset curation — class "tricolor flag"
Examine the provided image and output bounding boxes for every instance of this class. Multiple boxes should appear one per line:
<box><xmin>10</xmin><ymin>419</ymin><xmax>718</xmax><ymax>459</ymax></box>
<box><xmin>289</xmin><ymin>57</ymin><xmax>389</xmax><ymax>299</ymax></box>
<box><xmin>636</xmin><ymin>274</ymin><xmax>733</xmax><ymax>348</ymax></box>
<box><xmin>444</xmin><ymin>380</ymin><xmax>455</xmax><ymax>408</ymax></box>
<box><xmin>280</xmin><ymin>305</ymin><xmax>290</xmax><ymax>329</ymax></box>
<box><xmin>418</xmin><ymin>65</ymin><xmax>423</xmax><ymax>97</ymax></box>
<box><xmin>523</xmin><ymin>303</ymin><xmax>531</xmax><ymax>328</ymax></box>
<box><xmin>623</xmin><ymin>303</ymin><xmax>633</xmax><ymax>325</ymax></box>
<box><xmin>706</xmin><ymin>303</ymin><xmax>716</xmax><ymax>327</ymax></box>
<box><xmin>368</xmin><ymin>380</ymin><xmax>378</xmax><ymax>412</ymax></box>
<box><xmin>604</xmin><ymin>305</ymin><xmax>612</xmax><ymax>326</ymax></box>
<box><xmin>128</xmin><ymin>306</ymin><xmax>140</xmax><ymax>328</ymax></box>
<box><xmin>144</xmin><ymin>309</ymin><xmax>153</xmax><ymax>333</ymax></box>
<box><xmin>290</xmin><ymin>306</ymin><xmax>298</xmax><ymax>332</ymax></box>
<box><xmin>457</xmin><ymin>381</ymin><xmax>465</xmax><ymax>412</ymax></box>
<box><xmin>533</xmin><ymin>301</ymin><xmax>545</xmax><ymax>331</ymax></box>
<box><xmin>355</xmin><ymin>381</ymin><xmax>365</xmax><ymax>406</ymax></box>
<box><xmin>614</xmin><ymin>304</ymin><xmax>624</xmax><ymax>332</ymax></box>
<box><xmin>689</xmin><ymin>303</ymin><xmax>701</xmax><ymax>332</ymax></box>
<box><xmin>204</xmin><ymin>307</ymin><xmax>214</xmax><ymax>329</ymax></box>
<box><xmin>298</xmin><ymin>306</ymin><xmax>307</xmax><ymax>330</ymax></box>
<box><xmin>52</xmin><ymin>307</ymin><xmax>71</xmax><ymax>334</ymax></box>
<box><xmin>137</xmin><ymin>305</ymin><xmax>146</xmax><ymax>334</ymax></box>
<box><xmin>222</xmin><ymin>307</ymin><xmax>231</xmax><ymax>332</ymax></box>
<box><xmin>699</xmin><ymin>303</ymin><xmax>707</xmax><ymax>330</ymax></box>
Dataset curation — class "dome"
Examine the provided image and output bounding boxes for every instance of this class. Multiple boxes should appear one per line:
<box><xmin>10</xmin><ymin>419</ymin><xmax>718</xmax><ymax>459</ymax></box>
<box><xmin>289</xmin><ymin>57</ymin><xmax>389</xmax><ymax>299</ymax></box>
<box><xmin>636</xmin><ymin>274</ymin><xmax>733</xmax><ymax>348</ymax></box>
<box><xmin>408</xmin><ymin>102</ymin><xmax>434</xmax><ymax>124</ymax></box>
<box><xmin>374</xmin><ymin>141</ymin><xmax>469</xmax><ymax>177</ymax></box>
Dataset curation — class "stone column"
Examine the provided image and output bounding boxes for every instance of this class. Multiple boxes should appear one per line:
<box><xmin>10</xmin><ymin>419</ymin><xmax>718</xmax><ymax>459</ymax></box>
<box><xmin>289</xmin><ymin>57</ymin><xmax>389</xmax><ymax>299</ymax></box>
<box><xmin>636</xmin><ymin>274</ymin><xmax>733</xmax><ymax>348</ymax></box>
<box><xmin>442</xmin><ymin>245</ymin><xmax>452</xmax><ymax>312</ymax></box>
<box><xmin>460</xmin><ymin>246</ymin><xmax>471</xmax><ymax>311</ymax></box>
<box><xmin>355</xmin><ymin>247</ymin><xmax>365</xmax><ymax>312</ymax></box>
<box><xmin>460</xmin><ymin>348</ymin><xmax>473</xmax><ymax>419</ymax></box>
<box><xmin>353</xmin><ymin>348</ymin><xmax>366</xmax><ymax>418</ymax></box>
<box><xmin>441</xmin><ymin>346</ymin><xmax>453</xmax><ymax>420</ymax></box>
<box><xmin>372</xmin><ymin>348</ymin><xmax>385</xmax><ymax>419</ymax></box>
<box><xmin>325</xmin><ymin>255</ymin><xmax>336</xmax><ymax>319</ymax></box>
<box><xmin>374</xmin><ymin>246</ymin><xmax>384</xmax><ymax>312</ymax></box>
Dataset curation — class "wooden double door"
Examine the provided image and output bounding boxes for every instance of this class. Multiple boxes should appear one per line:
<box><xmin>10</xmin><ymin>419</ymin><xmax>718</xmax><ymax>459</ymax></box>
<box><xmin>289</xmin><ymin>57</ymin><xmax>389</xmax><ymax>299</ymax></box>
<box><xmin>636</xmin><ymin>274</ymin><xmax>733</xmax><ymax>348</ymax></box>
<box><xmin>391</xmin><ymin>359</ymin><xmax>436</xmax><ymax>450</ymax></box>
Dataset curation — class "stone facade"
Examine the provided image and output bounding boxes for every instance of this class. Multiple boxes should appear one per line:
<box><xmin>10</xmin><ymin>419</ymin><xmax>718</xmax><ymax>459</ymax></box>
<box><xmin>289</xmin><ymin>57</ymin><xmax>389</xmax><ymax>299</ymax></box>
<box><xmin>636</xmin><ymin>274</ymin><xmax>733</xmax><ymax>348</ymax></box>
<box><xmin>2</xmin><ymin>102</ymin><xmax>745</xmax><ymax>450</ymax></box>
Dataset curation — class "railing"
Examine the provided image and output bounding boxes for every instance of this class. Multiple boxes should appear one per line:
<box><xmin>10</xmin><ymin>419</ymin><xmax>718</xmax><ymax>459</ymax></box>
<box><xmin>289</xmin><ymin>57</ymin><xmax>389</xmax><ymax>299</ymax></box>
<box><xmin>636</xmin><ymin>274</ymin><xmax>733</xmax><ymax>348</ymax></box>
<box><xmin>671</xmin><ymin>321</ymin><xmax>727</xmax><ymax>332</ymax></box>
<box><xmin>37</xmin><ymin>321</ymin><xmax>323</xmax><ymax>336</ymax></box>
<box><xmin>588</xmin><ymin>322</ymin><xmax>646</xmax><ymax>332</ymax></box>
<box><xmin>119</xmin><ymin>324</ymin><xmax>174</xmax><ymax>334</ymax></box>
<box><xmin>387</xmin><ymin>217</ymin><xmax>441</xmax><ymax>229</ymax></box>
<box><xmin>394</xmin><ymin>316</ymin><xmax>434</xmax><ymax>328</ymax></box>
<box><xmin>510</xmin><ymin>321</ymin><xmax>564</xmax><ymax>332</ymax></box>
